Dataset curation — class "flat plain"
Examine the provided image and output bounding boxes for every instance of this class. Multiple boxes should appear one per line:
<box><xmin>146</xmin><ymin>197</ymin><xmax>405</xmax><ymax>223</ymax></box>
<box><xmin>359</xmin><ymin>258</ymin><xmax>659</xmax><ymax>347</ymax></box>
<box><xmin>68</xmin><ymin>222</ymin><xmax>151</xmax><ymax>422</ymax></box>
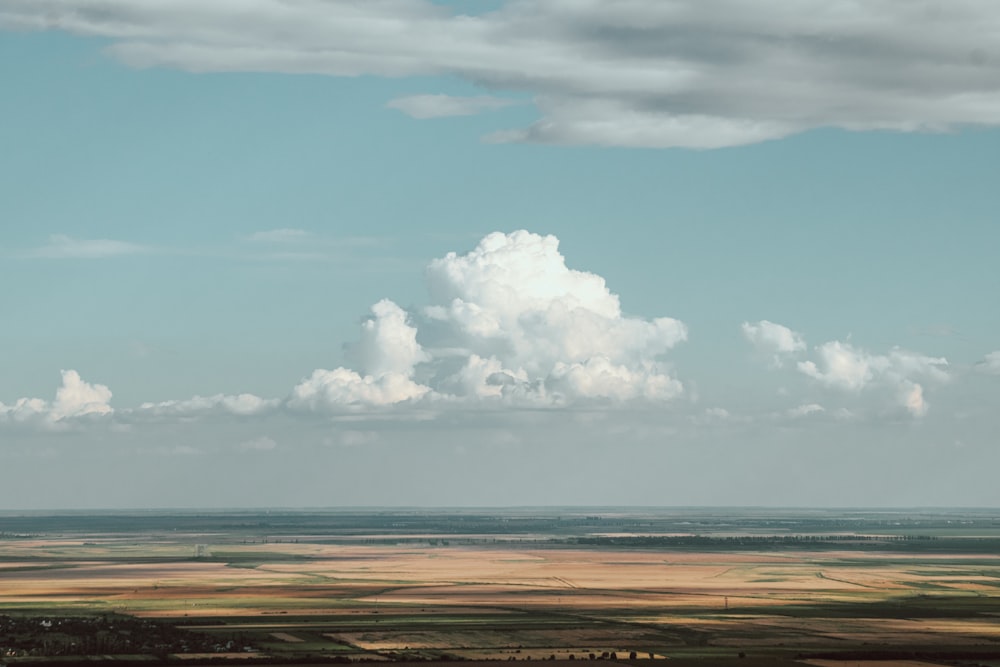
<box><xmin>1</xmin><ymin>509</ymin><xmax>999</xmax><ymax>665</ymax></box>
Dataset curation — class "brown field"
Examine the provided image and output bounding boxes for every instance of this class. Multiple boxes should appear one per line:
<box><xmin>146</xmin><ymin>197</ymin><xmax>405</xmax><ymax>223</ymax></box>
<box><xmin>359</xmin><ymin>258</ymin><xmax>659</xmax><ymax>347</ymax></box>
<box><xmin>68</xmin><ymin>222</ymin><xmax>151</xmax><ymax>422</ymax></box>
<box><xmin>2</xmin><ymin>522</ymin><xmax>999</xmax><ymax>664</ymax></box>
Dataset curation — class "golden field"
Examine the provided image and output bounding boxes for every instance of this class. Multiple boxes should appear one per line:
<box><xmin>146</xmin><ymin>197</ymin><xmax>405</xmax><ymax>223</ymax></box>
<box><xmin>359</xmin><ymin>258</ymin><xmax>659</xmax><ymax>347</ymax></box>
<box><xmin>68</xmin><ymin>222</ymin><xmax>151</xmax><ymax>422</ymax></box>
<box><xmin>3</xmin><ymin>509</ymin><xmax>1000</xmax><ymax>665</ymax></box>
<box><xmin>3</xmin><ymin>537</ymin><xmax>1000</xmax><ymax>658</ymax></box>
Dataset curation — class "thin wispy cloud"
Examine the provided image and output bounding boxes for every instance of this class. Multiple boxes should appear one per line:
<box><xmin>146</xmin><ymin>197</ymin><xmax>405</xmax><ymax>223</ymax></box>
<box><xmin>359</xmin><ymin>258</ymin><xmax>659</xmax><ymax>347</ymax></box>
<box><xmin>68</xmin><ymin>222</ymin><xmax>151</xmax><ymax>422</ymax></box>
<box><xmin>18</xmin><ymin>230</ymin><xmax>404</xmax><ymax>264</ymax></box>
<box><xmin>387</xmin><ymin>94</ymin><xmax>518</xmax><ymax>119</ymax></box>
<box><xmin>27</xmin><ymin>234</ymin><xmax>148</xmax><ymax>259</ymax></box>
<box><xmin>236</xmin><ymin>435</ymin><xmax>278</xmax><ymax>452</ymax></box>
<box><xmin>246</xmin><ymin>228</ymin><xmax>311</xmax><ymax>243</ymax></box>
<box><xmin>136</xmin><ymin>393</ymin><xmax>278</xmax><ymax>419</ymax></box>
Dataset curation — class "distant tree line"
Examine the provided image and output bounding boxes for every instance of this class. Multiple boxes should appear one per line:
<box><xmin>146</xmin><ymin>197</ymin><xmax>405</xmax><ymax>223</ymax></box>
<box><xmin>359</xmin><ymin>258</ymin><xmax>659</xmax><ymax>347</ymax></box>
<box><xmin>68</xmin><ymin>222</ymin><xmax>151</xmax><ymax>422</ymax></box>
<box><xmin>570</xmin><ymin>534</ymin><xmax>1000</xmax><ymax>553</ymax></box>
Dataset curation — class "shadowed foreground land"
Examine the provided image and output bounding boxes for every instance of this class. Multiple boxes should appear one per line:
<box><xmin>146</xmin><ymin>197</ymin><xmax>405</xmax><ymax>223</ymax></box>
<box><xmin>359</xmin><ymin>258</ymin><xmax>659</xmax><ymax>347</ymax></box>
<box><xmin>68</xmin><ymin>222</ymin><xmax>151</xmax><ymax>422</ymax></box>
<box><xmin>1</xmin><ymin>509</ymin><xmax>999</xmax><ymax>667</ymax></box>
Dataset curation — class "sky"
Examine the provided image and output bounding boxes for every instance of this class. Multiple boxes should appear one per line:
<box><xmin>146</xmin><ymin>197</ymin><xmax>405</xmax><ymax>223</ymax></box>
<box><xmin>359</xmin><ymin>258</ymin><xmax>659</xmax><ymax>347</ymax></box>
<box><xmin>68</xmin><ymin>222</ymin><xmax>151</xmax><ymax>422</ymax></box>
<box><xmin>1</xmin><ymin>1</ymin><xmax>999</xmax><ymax>509</ymax></box>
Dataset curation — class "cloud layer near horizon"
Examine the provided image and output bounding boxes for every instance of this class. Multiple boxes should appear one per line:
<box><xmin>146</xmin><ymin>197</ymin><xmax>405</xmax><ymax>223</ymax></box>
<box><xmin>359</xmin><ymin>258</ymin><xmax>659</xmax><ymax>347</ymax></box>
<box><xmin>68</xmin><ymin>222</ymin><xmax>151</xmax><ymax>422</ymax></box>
<box><xmin>3</xmin><ymin>1</ymin><xmax>1000</xmax><ymax>148</ymax></box>
<box><xmin>2</xmin><ymin>231</ymin><xmax>689</xmax><ymax>429</ymax></box>
<box><xmin>4</xmin><ymin>232</ymin><xmax>978</xmax><ymax>432</ymax></box>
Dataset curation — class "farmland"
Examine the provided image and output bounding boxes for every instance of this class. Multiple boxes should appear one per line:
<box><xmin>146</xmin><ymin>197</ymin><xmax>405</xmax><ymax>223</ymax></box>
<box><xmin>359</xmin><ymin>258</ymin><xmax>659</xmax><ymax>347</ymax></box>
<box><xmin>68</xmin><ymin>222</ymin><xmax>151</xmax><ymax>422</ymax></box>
<box><xmin>1</xmin><ymin>509</ymin><xmax>999</xmax><ymax>666</ymax></box>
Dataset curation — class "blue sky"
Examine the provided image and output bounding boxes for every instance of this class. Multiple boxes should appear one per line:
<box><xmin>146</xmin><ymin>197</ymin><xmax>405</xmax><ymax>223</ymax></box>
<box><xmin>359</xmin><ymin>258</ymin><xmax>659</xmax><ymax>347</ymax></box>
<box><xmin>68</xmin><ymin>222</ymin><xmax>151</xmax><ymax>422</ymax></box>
<box><xmin>2</xmin><ymin>2</ymin><xmax>999</xmax><ymax>508</ymax></box>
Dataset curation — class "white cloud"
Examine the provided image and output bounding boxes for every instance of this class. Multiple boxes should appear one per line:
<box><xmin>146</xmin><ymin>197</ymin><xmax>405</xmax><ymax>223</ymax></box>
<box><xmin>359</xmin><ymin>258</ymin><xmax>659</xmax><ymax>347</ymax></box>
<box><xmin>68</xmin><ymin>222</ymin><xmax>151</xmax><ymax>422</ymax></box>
<box><xmin>487</xmin><ymin>98</ymin><xmax>795</xmax><ymax>149</ymax></box>
<box><xmin>155</xmin><ymin>444</ymin><xmax>202</xmax><ymax>457</ymax></box>
<box><xmin>4</xmin><ymin>1</ymin><xmax>1000</xmax><ymax>147</ymax></box>
<box><xmin>329</xmin><ymin>430</ymin><xmax>380</xmax><ymax>447</ymax></box>
<box><xmin>691</xmin><ymin>407</ymin><xmax>733</xmax><ymax>425</ymax></box>
<box><xmin>549</xmin><ymin>358</ymin><xmax>682</xmax><ymax>403</ymax></box>
<box><xmin>797</xmin><ymin>340</ymin><xmax>885</xmax><ymax>391</ymax></box>
<box><xmin>288</xmin><ymin>230</ymin><xmax>685</xmax><ymax>410</ymax></box>
<box><xmin>693</xmin><ymin>403</ymin><xmax>832</xmax><ymax>425</ymax></box>
<box><xmin>350</xmin><ymin>299</ymin><xmax>430</xmax><ymax>378</ymax></box>
<box><xmin>52</xmin><ymin>370</ymin><xmax>113</xmax><ymax>420</ymax></box>
<box><xmin>28</xmin><ymin>234</ymin><xmax>147</xmax><ymax>259</ymax></box>
<box><xmin>742</xmin><ymin>320</ymin><xmax>806</xmax><ymax>366</ymax></box>
<box><xmin>900</xmin><ymin>381</ymin><xmax>928</xmax><ymax>418</ymax></box>
<box><xmin>786</xmin><ymin>403</ymin><xmax>825</xmax><ymax>419</ymax></box>
<box><xmin>423</xmin><ymin>230</ymin><xmax>687</xmax><ymax>402</ymax></box>
<box><xmin>797</xmin><ymin>341</ymin><xmax>948</xmax><ymax>393</ymax></box>
<box><xmin>796</xmin><ymin>340</ymin><xmax>948</xmax><ymax>417</ymax></box>
<box><xmin>743</xmin><ymin>323</ymin><xmax>949</xmax><ymax>418</ymax></box>
<box><xmin>288</xmin><ymin>367</ymin><xmax>431</xmax><ymax>411</ymax></box>
<box><xmin>704</xmin><ymin>407</ymin><xmax>731</xmax><ymax>420</ymax></box>
<box><xmin>448</xmin><ymin>354</ymin><xmax>534</xmax><ymax>400</ymax></box>
<box><xmin>387</xmin><ymin>94</ymin><xmax>516</xmax><ymax>119</ymax></box>
<box><xmin>237</xmin><ymin>435</ymin><xmax>278</xmax><ymax>451</ymax></box>
<box><xmin>137</xmin><ymin>393</ymin><xmax>277</xmax><ymax>417</ymax></box>
<box><xmin>289</xmin><ymin>300</ymin><xmax>432</xmax><ymax>411</ymax></box>
<box><xmin>887</xmin><ymin>347</ymin><xmax>950</xmax><ymax>384</ymax></box>
<box><xmin>4</xmin><ymin>231</ymin><xmax>685</xmax><ymax>426</ymax></box>
<box><xmin>0</xmin><ymin>370</ymin><xmax>112</xmax><ymax>426</ymax></box>
<box><xmin>978</xmin><ymin>351</ymin><xmax>1000</xmax><ymax>374</ymax></box>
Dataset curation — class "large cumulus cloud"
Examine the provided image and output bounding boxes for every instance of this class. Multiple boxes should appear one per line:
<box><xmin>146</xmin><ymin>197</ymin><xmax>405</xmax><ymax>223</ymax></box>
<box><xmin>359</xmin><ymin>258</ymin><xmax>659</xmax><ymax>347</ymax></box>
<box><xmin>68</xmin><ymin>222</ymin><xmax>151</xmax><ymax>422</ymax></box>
<box><xmin>292</xmin><ymin>230</ymin><xmax>686</xmax><ymax>411</ymax></box>
<box><xmin>423</xmin><ymin>231</ymin><xmax>686</xmax><ymax>403</ymax></box>
<box><xmin>3</xmin><ymin>1</ymin><xmax>1000</xmax><ymax>148</ymax></box>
